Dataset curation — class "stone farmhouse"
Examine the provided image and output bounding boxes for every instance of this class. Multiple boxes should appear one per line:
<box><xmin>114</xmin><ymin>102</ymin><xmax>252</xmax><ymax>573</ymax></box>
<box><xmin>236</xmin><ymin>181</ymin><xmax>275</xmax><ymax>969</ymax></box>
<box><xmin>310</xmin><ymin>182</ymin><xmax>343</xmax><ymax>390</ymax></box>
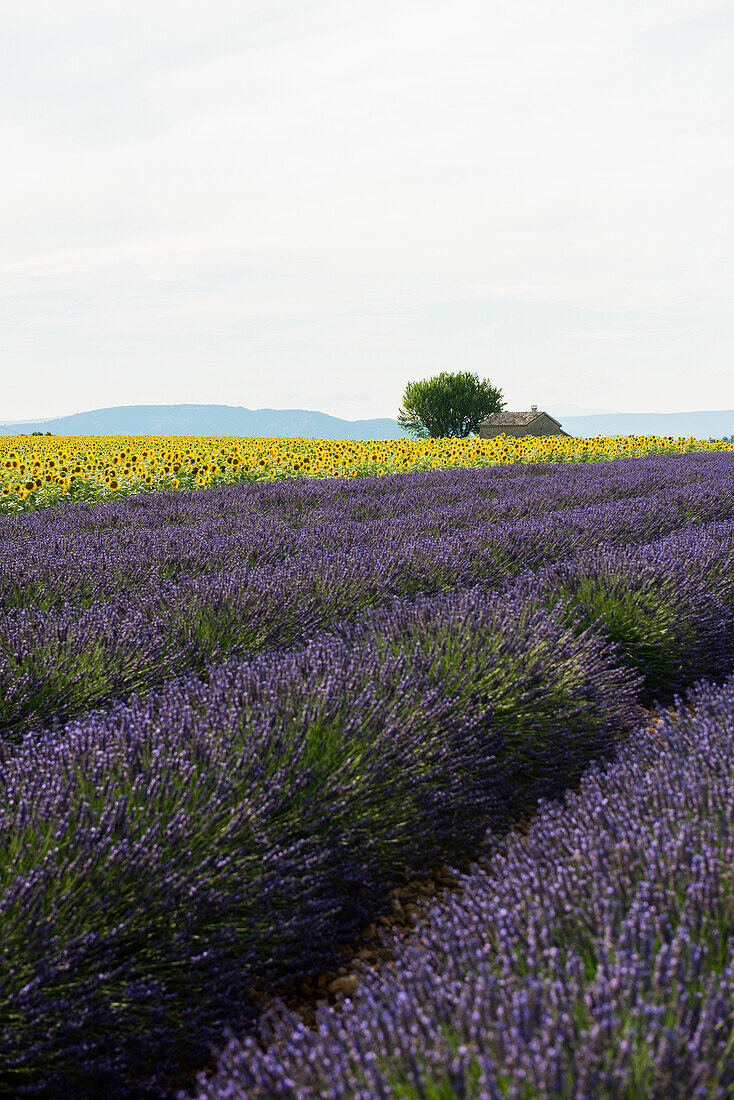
<box><xmin>478</xmin><ymin>405</ymin><xmax>571</xmax><ymax>439</ymax></box>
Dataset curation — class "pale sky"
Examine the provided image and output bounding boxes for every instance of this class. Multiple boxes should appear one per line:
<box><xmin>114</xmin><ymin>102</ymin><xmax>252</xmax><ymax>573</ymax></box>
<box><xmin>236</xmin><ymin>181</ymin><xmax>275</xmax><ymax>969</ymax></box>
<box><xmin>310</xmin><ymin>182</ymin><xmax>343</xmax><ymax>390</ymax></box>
<box><xmin>2</xmin><ymin>0</ymin><xmax>733</xmax><ymax>421</ymax></box>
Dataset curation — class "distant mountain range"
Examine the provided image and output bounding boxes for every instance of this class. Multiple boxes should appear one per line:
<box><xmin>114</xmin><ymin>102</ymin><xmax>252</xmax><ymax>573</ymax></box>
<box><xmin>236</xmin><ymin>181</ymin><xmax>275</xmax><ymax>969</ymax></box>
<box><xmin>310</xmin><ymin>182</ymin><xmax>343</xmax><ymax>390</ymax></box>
<box><xmin>557</xmin><ymin>410</ymin><xmax>734</xmax><ymax>440</ymax></box>
<box><xmin>0</xmin><ymin>403</ymin><xmax>732</xmax><ymax>440</ymax></box>
<box><xmin>0</xmin><ymin>404</ymin><xmax>406</xmax><ymax>440</ymax></box>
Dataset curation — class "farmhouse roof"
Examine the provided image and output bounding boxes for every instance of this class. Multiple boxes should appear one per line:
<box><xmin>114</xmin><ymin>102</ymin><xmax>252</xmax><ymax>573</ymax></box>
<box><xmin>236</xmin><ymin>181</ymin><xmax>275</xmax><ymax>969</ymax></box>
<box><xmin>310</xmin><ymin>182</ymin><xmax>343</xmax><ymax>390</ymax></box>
<box><xmin>480</xmin><ymin>410</ymin><xmax>564</xmax><ymax>428</ymax></box>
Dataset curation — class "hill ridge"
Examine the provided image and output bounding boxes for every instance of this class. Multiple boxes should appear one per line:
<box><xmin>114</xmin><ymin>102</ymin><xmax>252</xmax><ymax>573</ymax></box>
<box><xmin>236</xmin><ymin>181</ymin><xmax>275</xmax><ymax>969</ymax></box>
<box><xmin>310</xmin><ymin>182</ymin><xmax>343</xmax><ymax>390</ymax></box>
<box><xmin>1</xmin><ymin>403</ymin><xmax>732</xmax><ymax>440</ymax></box>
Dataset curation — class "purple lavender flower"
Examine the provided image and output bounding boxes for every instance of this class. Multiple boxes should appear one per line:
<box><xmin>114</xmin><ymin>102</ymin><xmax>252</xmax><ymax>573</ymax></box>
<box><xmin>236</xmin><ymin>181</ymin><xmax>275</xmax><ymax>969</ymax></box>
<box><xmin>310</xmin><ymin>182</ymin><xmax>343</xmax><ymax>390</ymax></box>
<box><xmin>195</xmin><ymin>675</ymin><xmax>734</xmax><ymax>1100</ymax></box>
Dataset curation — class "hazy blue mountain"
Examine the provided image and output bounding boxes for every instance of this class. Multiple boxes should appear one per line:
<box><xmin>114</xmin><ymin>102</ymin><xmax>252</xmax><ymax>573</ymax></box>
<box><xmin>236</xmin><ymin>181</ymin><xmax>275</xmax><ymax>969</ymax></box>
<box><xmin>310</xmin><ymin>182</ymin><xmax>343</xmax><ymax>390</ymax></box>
<box><xmin>559</xmin><ymin>410</ymin><xmax>734</xmax><ymax>439</ymax></box>
<box><xmin>0</xmin><ymin>404</ymin><xmax>407</xmax><ymax>440</ymax></box>
<box><xmin>1</xmin><ymin>403</ymin><xmax>732</xmax><ymax>440</ymax></box>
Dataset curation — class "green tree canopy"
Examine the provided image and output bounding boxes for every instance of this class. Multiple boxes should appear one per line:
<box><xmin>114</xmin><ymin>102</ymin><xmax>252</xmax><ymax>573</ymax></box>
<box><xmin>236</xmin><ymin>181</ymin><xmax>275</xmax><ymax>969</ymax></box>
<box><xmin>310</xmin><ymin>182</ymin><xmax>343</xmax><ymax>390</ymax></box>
<box><xmin>397</xmin><ymin>371</ymin><xmax>505</xmax><ymax>439</ymax></box>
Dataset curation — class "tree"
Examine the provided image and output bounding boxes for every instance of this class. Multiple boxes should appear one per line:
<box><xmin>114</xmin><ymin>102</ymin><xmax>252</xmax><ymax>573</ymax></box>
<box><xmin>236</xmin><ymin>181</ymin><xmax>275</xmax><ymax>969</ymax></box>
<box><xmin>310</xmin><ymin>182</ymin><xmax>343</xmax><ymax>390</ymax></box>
<box><xmin>397</xmin><ymin>371</ymin><xmax>505</xmax><ymax>439</ymax></box>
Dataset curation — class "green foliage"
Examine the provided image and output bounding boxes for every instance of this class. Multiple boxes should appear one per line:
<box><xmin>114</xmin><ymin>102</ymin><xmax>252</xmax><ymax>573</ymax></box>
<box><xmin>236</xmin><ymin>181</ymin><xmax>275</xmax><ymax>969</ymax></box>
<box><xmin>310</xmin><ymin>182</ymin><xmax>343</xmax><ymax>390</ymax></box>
<box><xmin>397</xmin><ymin>371</ymin><xmax>505</xmax><ymax>438</ymax></box>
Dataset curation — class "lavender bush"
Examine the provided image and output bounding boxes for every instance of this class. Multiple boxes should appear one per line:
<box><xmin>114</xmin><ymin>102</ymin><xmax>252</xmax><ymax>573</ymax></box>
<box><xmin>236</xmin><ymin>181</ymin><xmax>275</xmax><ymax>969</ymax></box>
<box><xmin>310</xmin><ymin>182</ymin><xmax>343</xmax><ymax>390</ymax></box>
<box><xmin>1</xmin><ymin>454</ymin><xmax>732</xmax><ymax>615</ymax></box>
<box><xmin>3</xmin><ymin>527</ymin><xmax>734</xmax><ymax>1093</ymax></box>
<box><xmin>2</xmin><ymin>455</ymin><xmax>734</xmax><ymax>738</ymax></box>
<box><xmin>526</xmin><ymin>520</ymin><xmax>734</xmax><ymax>700</ymax></box>
<box><xmin>0</xmin><ymin>585</ymin><xmax>640</xmax><ymax>1097</ymax></box>
<box><xmin>2</xmin><ymin>454</ymin><xmax>734</xmax><ymax>1096</ymax></box>
<box><xmin>196</xmin><ymin>674</ymin><xmax>734</xmax><ymax>1100</ymax></box>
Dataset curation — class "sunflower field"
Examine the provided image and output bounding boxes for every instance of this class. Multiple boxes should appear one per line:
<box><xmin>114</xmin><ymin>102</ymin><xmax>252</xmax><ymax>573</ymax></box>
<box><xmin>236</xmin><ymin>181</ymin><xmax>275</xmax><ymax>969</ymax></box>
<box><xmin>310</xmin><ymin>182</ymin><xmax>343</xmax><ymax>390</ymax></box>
<box><xmin>1</xmin><ymin>431</ymin><xmax>732</xmax><ymax>514</ymax></box>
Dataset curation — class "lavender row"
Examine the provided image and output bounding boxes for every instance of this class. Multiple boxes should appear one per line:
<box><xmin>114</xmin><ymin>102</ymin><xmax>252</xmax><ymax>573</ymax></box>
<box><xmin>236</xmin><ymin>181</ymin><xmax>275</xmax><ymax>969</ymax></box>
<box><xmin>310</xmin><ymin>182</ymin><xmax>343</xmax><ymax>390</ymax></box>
<box><xmin>0</xmin><ymin>581</ymin><xmax>641</xmax><ymax>1097</ymax></box>
<box><xmin>4</xmin><ymin>519</ymin><xmax>734</xmax><ymax>1095</ymax></box>
<box><xmin>520</xmin><ymin>519</ymin><xmax>734</xmax><ymax>700</ymax></box>
<box><xmin>199</xmin><ymin>674</ymin><xmax>734</xmax><ymax>1100</ymax></box>
<box><xmin>4</xmin><ymin>489</ymin><xmax>734</xmax><ymax>738</ymax></box>
<box><xmin>1</xmin><ymin>454</ymin><xmax>731</xmax><ymax>613</ymax></box>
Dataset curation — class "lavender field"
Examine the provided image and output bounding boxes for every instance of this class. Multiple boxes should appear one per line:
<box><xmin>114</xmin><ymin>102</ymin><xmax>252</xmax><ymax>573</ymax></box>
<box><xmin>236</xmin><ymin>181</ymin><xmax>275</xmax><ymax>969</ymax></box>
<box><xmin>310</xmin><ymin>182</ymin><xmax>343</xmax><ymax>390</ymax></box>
<box><xmin>203</xmin><ymin>676</ymin><xmax>734</xmax><ymax>1100</ymax></box>
<box><xmin>2</xmin><ymin>453</ymin><xmax>734</xmax><ymax>1098</ymax></box>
